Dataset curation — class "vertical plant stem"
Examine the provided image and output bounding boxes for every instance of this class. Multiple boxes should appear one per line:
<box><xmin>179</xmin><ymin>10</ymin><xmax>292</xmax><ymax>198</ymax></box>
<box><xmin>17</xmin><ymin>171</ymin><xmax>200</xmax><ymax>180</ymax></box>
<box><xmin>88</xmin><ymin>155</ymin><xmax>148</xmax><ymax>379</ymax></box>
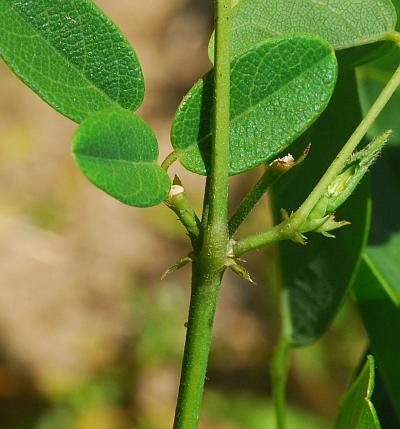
<box><xmin>203</xmin><ymin>0</ymin><xmax>231</xmax><ymax>241</ymax></box>
<box><xmin>173</xmin><ymin>264</ymin><xmax>222</xmax><ymax>428</ymax></box>
<box><xmin>172</xmin><ymin>1</ymin><xmax>231</xmax><ymax>428</ymax></box>
<box><xmin>271</xmin><ymin>335</ymin><xmax>290</xmax><ymax>429</ymax></box>
<box><xmin>271</xmin><ymin>291</ymin><xmax>291</xmax><ymax>429</ymax></box>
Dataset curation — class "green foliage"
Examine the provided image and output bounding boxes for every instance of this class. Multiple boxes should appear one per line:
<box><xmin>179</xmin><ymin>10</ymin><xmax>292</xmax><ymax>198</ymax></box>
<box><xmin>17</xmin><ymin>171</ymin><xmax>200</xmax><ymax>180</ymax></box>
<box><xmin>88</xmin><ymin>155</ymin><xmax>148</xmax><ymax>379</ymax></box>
<box><xmin>172</xmin><ymin>35</ymin><xmax>337</xmax><ymax>176</ymax></box>
<box><xmin>352</xmin><ymin>143</ymin><xmax>400</xmax><ymax>419</ymax></box>
<box><xmin>2</xmin><ymin>1</ymin><xmax>400</xmax><ymax>428</ymax></box>
<box><xmin>209</xmin><ymin>0</ymin><xmax>397</xmax><ymax>61</ymax></box>
<box><xmin>334</xmin><ymin>356</ymin><xmax>381</xmax><ymax>429</ymax></box>
<box><xmin>271</xmin><ymin>72</ymin><xmax>371</xmax><ymax>346</ymax></box>
<box><xmin>358</xmin><ymin>49</ymin><xmax>400</xmax><ymax>138</ymax></box>
<box><xmin>357</xmin><ymin>41</ymin><xmax>400</xmax><ymax>305</ymax></box>
<box><xmin>0</xmin><ymin>0</ymin><xmax>144</xmax><ymax>123</ymax></box>
<box><xmin>354</xmin><ymin>259</ymin><xmax>400</xmax><ymax>420</ymax></box>
<box><xmin>362</xmin><ymin>146</ymin><xmax>400</xmax><ymax>305</ymax></box>
<box><xmin>72</xmin><ymin>109</ymin><xmax>170</xmax><ymax>208</ymax></box>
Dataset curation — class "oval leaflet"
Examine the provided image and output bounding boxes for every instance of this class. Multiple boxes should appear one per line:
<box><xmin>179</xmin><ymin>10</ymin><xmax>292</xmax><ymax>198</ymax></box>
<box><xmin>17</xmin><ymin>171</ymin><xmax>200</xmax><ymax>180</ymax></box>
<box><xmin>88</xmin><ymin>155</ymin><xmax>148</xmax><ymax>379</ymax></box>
<box><xmin>72</xmin><ymin>109</ymin><xmax>171</xmax><ymax>208</ymax></box>
<box><xmin>172</xmin><ymin>35</ymin><xmax>338</xmax><ymax>176</ymax></box>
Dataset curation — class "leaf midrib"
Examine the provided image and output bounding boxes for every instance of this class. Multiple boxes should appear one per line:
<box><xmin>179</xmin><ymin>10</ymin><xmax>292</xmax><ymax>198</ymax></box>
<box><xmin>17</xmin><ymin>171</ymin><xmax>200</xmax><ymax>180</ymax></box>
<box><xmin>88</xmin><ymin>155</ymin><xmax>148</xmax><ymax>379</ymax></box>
<box><xmin>5</xmin><ymin>2</ymin><xmax>121</xmax><ymax>110</ymax></box>
<box><xmin>182</xmin><ymin>45</ymin><xmax>334</xmax><ymax>152</ymax></box>
<box><xmin>74</xmin><ymin>152</ymin><xmax>156</xmax><ymax>166</ymax></box>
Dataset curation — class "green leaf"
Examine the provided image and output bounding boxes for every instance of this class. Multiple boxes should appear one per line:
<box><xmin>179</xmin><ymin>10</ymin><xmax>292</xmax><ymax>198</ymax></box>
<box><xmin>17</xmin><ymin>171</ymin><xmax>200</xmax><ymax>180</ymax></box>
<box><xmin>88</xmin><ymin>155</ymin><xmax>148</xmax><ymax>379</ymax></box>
<box><xmin>372</xmin><ymin>365</ymin><xmax>400</xmax><ymax>428</ymax></box>
<box><xmin>208</xmin><ymin>0</ymin><xmax>397</xmax><ymax>61</ymax></box>
<box><xmin>72</xmin><ymin>109</ymin><xmax>170</xmax><ymax>208</ymax></box>
<box><xmin>352</xmin><ymin>144</ymin><xmax>400</xmax><ymax>418</ymax></box>
<box><xmin>334</xmin><ymin>356</ymin><xmax>381</xmax><ymax>429</ymax></box>
<box><xmin>0</xmin><ymin>0</ymin><xmax>144</xmax><ymax>123</ymax></box>
<box><xmin>172</xmin><ymin>35</ymin><xmax>337</xmax><ymax>176</ymax></box>
<box><xmin>271</xmin><ymin>71</ymin><xmax>371</xmax><ymax>346</ymax></box>
<box><xmin>357</xmin><ymin>50</ymin><xmax>400</xmax><ymax>140</ymax></box>
<box><xmin>394</xmin><ymin>0</ymin><xmax>400</xmax><ymax>30</ymax></box>
<box><xmin>362</xmin><ymin>145</ymin><xmax>400</xmax><ymax>305</ymax></box>
<box><xmin>353</xmin><ymin>258</ymin><xmax>400</xmax><ymax>420</ymax></box>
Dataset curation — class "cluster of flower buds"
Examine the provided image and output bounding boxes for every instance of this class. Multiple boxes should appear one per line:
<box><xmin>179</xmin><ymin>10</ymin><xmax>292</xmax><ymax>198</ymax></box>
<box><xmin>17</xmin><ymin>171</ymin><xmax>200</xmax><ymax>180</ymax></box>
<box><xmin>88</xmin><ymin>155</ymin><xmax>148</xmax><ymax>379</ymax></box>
<box><xmin>304</xmin><ymin>130</ymin><xmax>392</xmax><ymax>238</ymax></box>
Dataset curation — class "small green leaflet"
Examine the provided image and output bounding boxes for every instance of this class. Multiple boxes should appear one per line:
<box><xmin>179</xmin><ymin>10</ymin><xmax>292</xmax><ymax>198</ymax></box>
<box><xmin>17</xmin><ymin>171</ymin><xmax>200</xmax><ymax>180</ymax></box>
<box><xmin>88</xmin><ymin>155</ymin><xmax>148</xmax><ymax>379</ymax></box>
<box><xmin>72</xmin><ymin>109</ymin><xmax>171</xmax><ymax>208</ymax></box>
<box><xmin>334</xmin><ymin>356</ymin><xmax>381</xmax><ymax>429</ymax></box>
<box><xmin>172</xmin><ymin>35</ymin><xmax>337</xmax><ymax>176</ymax></box>
<box><xmin>0</xmin><ymin>0</ymin><xmax>144</xmax><ymax>123</ymax></box>
<box><xmin>209</xmin><ymin>0</ymin><xmax>397</xmax><ymax>61</ymax></box>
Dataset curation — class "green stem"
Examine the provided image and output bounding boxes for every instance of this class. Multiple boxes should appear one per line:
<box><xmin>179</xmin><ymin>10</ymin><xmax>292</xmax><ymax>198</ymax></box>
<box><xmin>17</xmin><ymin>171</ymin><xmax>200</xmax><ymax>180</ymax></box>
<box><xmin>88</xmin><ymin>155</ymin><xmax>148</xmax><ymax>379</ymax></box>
<box><xmin>200</xmin><ymin>176</ymin><xmax>211</xmax><ymax>244</ymax></box>
<box><xmin>233</xmin><ymin>63</ymin><xmax>400</xmax><ymax>257</ymax></box>
<box><xmin>165</xmin><ymin>182</ymin><xmax>201</xmax><ymax>246</ymax></box>
<box><xmin>229</xmin><ymin>166</ymin><xmax>284</xmax><ymax>237</ymax></box>
<box><xmin>229</xmin><ymin>150</ymin><xmax>307</xmax><ymax>237</ymax></box>
<box><xmin>233</xmin><ymin>223</ymin><xmax>288</xmax><ymax>258</ymax></box>
<box><xmin>385</xmin><ymin>31</ymin><xmax>400</xmax><ymax>46</ymax></box>
<box><xmin>203</xmin><ymin>0</ymin><xmax>231</xmax><ymax>243</ymax></box>
<box><xmin>271</xmin><ymin>289</ymin><xmax>291</xmax><ymax>429</ymax></box>
<box><xmin>172</xmin><ymin>0</ymin><xmax>231</xmax><ymax>427</ymax></box>
<box><xmin>271</xmin><ymin>334</ymin><xmax>290</xmax><ymax>429</ymax></box>
<box><xmin>291</xmin><ymin>63</ymin><xmax>400</xmax><ymax>228</ymax></box>
<box><xmin>173</xmin><ymin>264</ymin><xmax>223</xmax><ymax>429</ymax></box>
<box><xmin>162</xmin><ymin>150</ymin><xmax>181</xmax><ymax>171</ymax></box>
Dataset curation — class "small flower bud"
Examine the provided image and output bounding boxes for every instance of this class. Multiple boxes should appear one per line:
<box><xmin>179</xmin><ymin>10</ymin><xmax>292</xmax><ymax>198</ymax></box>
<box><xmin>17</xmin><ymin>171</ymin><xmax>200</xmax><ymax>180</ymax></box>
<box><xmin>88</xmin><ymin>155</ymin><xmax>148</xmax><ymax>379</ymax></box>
<box><xmin>312</xmin><ymin>130</ymin><xmax>391</xmax><ymax>219</ymax></box>
<box><xmin>304</xmin><ymin>131</ymin><xmax>390</xmax><ymax>237</ymax></box>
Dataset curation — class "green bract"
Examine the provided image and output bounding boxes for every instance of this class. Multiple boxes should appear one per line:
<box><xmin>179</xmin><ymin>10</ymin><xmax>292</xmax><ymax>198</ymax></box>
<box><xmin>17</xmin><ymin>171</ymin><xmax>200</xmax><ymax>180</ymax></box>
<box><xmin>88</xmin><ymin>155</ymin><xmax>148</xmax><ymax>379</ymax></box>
<box><xmin>72</xmin><ymin>109</ymin><xmax>170</xmax><ymax>208</ymax></box>
<box><xmin>0</xmin><ymin>0</ymin><xmax>144</xmax><ymax>123</ymax></box>
<box><xmin>334</xmin><ymin>356</ymin><xmax>381</xmax><ymax>429</ymax></box>
<box><xmin>209</xmin><ymin>0</ymin><xmax>397</xmax><ymax>61</ymax></box>
<box><xmin>172</xmin><ymin>35</ymin><xmax>337</xmax><ymax>176</ymax></box>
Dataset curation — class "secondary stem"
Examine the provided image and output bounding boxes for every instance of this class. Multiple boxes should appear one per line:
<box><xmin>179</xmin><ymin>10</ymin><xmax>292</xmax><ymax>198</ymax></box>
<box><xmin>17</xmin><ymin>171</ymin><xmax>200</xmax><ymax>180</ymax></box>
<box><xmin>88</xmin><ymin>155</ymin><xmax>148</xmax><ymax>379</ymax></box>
<box><xmin>229</xmin><ymin>150</ymin><xmax>307</xmax><ymax>237</ymax></box>
<box><xmin>233</xmin><ymin>63</ymin><xmax>400</xmax><ymax>257</ymax></box>
<box><xmin>271</xmin><ymin>289</ymin><xmax>291</xmax><ymax>429</ymax></box>
<box><xmin>291</xmin><ymin>63</ymin><xmax>400</xmax><ymax>227</ymax></box>
<box><xmin>271</xmin><ymin>334</ymin><xmax>290</xmax><ymax>429</ymax></box>
<box><xmin>172</xmin><ymin>0</ymin><xmax>231</xmax><ymax>427</ymax></box>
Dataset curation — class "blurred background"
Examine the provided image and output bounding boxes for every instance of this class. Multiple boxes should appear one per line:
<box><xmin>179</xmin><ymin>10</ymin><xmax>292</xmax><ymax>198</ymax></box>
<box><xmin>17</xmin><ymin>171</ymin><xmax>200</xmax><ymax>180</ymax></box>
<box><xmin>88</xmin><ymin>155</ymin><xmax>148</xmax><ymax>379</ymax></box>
<box><xmin>0</xmin><ymin>1</ymin><xmax>368</xmax><ymax>428</ymax></box>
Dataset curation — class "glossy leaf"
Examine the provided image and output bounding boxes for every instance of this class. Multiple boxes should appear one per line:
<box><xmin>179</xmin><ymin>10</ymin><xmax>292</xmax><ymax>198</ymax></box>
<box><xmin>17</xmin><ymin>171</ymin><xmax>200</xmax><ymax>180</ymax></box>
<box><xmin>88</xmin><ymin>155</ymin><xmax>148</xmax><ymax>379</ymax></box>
<box><xmin>372</xmin><ymin>365</ymin><xmax>400</xmax><ymax>428</ymax></box>
<box><xmin>395</xmin><ymin>0</ymin><xmax>400</xmax><ymax>30</ymax></box>
<box><xmin>209</xmin><ymin>0</ymin><xmax>397</xmax><ymax>61</ymax></box>
<box><xmin>334</xmin><ymin>356</ymin><xmax>381</xmax><ymax>429</ymax></box>
<box><xmin>0</xmin><ymin>0</ymin><xmax>144</xmax><ymax>123</ymax></box>
<box><xmin>172</xmin><ymin>35</ymin><xmax>337</xmax><ymax>176</ymax></box>
<box><xmin>271</xmin><ymin>72</ymin><xmax>371</xmax><ymax>346</ymax></box>
<box><xmin>72</xmin><ymin>109</ymin><xmax>170</xmax><ymax>208</ymax></box>
<box><xmin>357</xmin><ymin>50</ymin><xmax>400</xmax><ymax>139</ymax></box>
<box><xmin>363</xmin><ymin>145</ymin><xmax>400</xmax><ymax>305</ymax></box>
<box><xmin>353</xmin><ymin>258</ymin><xmax>400</xmax><ymax>419</ymax></box>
